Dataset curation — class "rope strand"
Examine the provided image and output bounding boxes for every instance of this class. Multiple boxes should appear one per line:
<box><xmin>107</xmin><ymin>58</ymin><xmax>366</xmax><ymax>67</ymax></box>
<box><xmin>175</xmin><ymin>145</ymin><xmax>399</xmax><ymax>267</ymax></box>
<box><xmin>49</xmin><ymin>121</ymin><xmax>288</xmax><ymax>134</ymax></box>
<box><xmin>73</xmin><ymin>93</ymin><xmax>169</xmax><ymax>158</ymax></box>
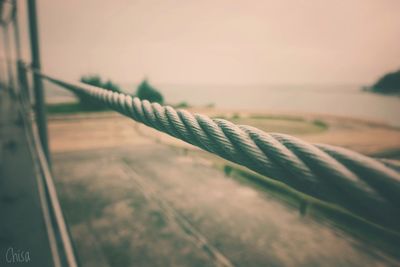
<box><xmin>33</xmin><ymin>70</ymin><xmax>400</xmax><ymax>231</ymax></box>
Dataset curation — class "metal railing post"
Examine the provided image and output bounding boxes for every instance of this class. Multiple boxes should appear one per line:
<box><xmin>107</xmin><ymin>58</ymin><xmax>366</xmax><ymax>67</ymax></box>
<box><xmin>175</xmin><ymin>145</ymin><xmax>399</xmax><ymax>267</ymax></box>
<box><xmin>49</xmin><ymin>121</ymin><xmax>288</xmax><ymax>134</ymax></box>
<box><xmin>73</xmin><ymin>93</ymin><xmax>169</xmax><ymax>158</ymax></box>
<box><xmin>18</xmin><ymin>61</ymin><xmax>30</xmax><ymax>101</ymax></box>
<box><xmin>27</xmin><ymin>0</ymin><xmax>50</xmax><ymax>163</ymax></box>
<box><xmin>1</xmin><ymin>24</ymin><xmax>14</xmax><ymax>90</ymax></box>
<box><xmin>12</xmin><ymin>1</ymin><xmax>22</xmax><ymax>61</ymax></box>
<box><xmin>12</xmin><ymin>1</ymin><xmax>30</xmax><ymax>101</ymax></box>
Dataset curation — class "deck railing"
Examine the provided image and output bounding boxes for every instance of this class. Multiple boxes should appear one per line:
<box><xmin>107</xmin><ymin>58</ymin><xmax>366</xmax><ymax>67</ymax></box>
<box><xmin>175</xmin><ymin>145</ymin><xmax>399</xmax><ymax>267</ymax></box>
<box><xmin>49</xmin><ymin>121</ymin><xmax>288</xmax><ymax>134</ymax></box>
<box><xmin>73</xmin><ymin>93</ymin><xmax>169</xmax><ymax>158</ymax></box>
<box><xmin>1</xmin><ymin>1</ymin><xmax>400</xmax><ymax>266</ymax></box>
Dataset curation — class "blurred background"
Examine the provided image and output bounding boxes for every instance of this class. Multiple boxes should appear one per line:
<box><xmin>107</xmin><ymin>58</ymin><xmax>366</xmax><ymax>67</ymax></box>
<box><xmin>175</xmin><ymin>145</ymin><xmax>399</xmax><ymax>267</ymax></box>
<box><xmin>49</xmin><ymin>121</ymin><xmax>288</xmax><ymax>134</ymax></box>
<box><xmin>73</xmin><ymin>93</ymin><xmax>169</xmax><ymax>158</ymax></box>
<box><xmin>12</xmin><ymin>0</ymin><xmax>399</xmax><ymax>120</ymax></box>
<box><xmin>1</xmin><ymin>0</ymin><xmax>400</xmax><ymax>266</ymax></box>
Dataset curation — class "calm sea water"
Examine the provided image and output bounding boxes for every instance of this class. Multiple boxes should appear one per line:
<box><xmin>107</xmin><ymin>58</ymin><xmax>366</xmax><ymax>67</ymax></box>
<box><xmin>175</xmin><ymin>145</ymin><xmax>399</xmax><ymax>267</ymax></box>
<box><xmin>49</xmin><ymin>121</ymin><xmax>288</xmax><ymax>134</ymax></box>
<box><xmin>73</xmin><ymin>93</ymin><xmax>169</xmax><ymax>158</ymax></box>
<box><xmin>45</xmin><ymin>82</ymin><xmax>400</xmax><ymax>127</ymax></box>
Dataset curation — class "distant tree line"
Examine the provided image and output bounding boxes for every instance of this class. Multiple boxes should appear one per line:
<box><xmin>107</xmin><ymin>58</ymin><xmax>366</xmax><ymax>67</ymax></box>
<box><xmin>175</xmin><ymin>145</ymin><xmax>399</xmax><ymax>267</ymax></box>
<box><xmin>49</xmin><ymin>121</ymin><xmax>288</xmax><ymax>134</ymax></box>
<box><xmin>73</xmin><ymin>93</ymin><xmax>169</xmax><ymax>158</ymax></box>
<box><xmin>77</xmin><ymin>75</ymin><xmax>121</xmax><ymax>110</ymax></box>
<box><xmin>77</xmin><ymin>75</ymin><xmax>164</xmax><ymax>110</ymax></box>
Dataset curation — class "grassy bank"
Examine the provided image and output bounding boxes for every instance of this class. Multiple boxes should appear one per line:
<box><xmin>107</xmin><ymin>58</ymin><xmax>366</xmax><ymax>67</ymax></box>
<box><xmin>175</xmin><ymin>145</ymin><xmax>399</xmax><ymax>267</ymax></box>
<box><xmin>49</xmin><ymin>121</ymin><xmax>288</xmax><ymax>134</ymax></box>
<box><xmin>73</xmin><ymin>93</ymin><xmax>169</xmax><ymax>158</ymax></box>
<box><xmin>46</xmin><ymin>102</ymin><xmax>193</xmax><ymax>115</ymax></box>
<box><xmin>46</xmin><ymin>102</ymin><xmax>86</xmax><ymax>114</ymax></box>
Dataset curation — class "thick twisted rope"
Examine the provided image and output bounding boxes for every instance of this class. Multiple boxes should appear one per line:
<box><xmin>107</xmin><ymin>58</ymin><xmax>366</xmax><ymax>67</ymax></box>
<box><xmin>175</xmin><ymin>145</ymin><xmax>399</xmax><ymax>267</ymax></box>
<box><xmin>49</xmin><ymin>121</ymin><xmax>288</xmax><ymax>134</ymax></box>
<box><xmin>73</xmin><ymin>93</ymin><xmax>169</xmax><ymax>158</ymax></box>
<box><xmin>36</xmin><ymin>71</ymin><xmax>400</xmax><ymax>231</ymax></box>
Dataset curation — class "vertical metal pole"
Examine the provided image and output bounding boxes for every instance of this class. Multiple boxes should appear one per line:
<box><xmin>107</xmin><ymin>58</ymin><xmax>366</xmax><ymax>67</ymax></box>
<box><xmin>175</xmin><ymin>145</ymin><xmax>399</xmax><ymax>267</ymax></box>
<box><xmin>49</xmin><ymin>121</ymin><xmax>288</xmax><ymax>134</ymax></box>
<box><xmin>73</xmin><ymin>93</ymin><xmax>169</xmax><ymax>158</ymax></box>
<box><xmin>12</xmin><ymin>1</ymin><xmax>29</xmax><ymax>101</ymax></box>
<box><xmin>0</xmin><ymin>28</ymin><xmax>4</xmax><ymax>85</ymax></box>
<box><xmin>27</xmin><ymin>0</ymin><xmax>51</xmax><ymax>163</ymax></box>
<box><xmin>12</xmin><ymin>1</ymin><xmax>22</xmax><ymax>61</ymax></box>
<box><xmin>2</xmin><ymin>25</ymin><xmax>14</xmax><ymax>89</ymax></box>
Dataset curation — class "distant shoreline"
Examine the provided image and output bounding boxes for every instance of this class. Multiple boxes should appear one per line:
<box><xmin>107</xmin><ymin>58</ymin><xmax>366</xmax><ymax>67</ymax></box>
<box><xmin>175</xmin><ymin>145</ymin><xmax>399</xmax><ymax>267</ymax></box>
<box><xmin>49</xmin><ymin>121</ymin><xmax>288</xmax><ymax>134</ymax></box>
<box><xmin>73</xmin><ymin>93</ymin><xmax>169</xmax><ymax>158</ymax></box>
<box><xmin>44</xmin><ymin>82</ymin><xmax>400</xmax><ymax>127</ymax></box>
<box><xmin>47</xmin><ymin>106</ymin><xmax>400</xmax><ymax>158</ymax></box>
<box><xmin>361</xmin><ymin>86</ymin><xmax>400</xmax><ymax>96</ymax></box>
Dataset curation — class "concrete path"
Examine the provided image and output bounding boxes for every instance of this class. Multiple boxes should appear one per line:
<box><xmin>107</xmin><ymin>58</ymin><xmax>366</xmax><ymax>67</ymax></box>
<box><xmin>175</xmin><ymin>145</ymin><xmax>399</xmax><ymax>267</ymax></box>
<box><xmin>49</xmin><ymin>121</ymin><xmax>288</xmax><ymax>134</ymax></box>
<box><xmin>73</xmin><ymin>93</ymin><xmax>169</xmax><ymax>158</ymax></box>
<box><xmin>52</xmin><ymin>141</ymin><xmax>399</xmax><ymax>266</ymax></box>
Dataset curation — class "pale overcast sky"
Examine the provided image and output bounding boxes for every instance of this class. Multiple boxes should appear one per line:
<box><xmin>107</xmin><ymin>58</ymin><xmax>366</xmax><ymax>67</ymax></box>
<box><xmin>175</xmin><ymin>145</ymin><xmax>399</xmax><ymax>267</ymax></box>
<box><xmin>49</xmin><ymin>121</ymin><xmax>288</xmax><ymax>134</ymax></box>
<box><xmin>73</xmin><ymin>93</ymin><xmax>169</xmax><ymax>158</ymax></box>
<box><xmin>17</xmin><ymin>0</ymin><xmax>400</xmax><ymax>85</ymax></box>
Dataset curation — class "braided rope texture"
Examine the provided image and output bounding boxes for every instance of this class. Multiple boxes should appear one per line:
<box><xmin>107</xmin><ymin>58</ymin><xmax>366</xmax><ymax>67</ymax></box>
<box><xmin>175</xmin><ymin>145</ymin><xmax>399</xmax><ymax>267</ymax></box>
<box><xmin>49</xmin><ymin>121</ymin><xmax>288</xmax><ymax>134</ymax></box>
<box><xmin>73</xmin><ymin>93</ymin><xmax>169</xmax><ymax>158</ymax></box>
<box><xmin>41</xmin><ymin>74</ymin><xmax>400</xmax><ymax>231</ymax></box>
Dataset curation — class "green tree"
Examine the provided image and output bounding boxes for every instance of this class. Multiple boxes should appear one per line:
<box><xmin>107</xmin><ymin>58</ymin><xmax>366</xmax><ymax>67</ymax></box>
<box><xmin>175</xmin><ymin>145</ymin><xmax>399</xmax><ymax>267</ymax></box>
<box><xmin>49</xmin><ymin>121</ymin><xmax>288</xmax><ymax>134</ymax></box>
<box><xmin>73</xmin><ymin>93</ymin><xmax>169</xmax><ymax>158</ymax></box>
<box><xmin>136</xmin><ymin>79</ymin><xmax>164</xmax><ymax>104</ymax></box>
<box><xmin>371</xmin><ymin>70</ymin><xmax>400</xmax><ymax>94</ymax></box>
